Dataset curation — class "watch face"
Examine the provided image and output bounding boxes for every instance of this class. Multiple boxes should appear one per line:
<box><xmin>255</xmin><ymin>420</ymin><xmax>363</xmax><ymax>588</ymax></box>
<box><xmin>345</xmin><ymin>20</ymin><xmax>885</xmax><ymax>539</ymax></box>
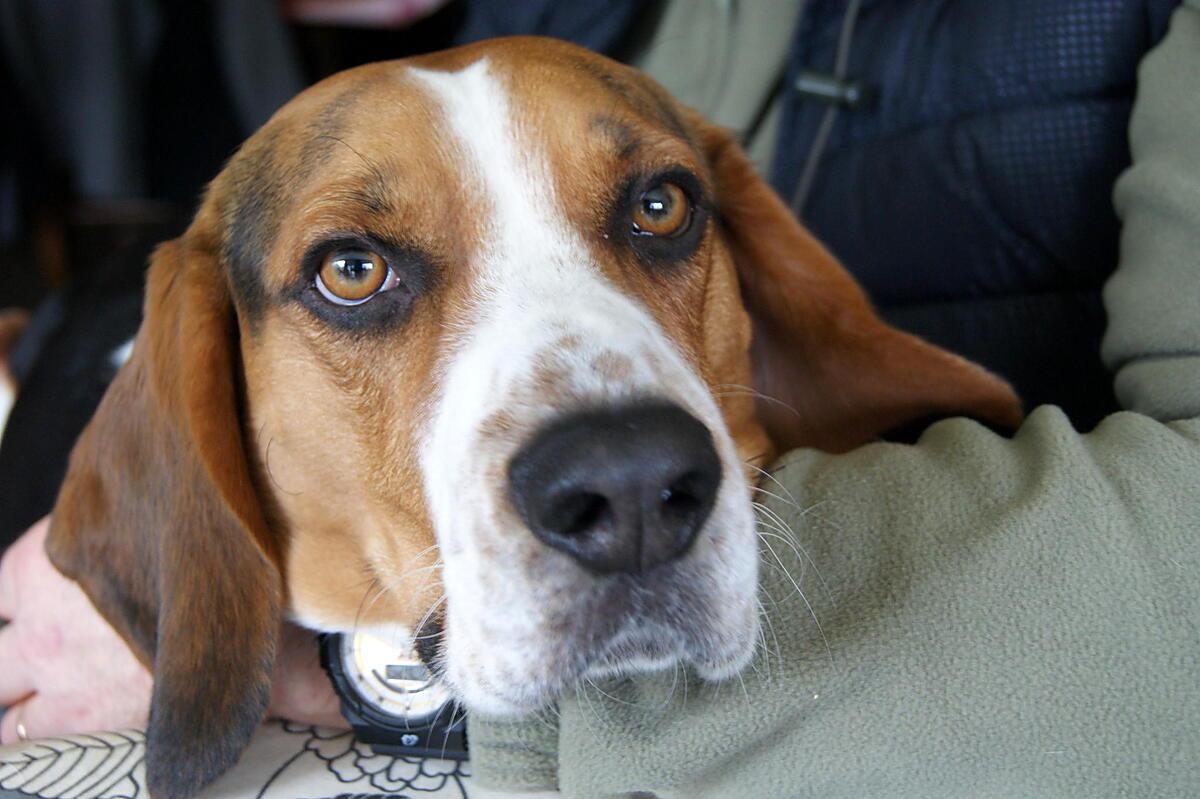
<box><xmin>340</xmin><ymin>630</ymin><xmax>454</xmax><ymax>726</ymax></box>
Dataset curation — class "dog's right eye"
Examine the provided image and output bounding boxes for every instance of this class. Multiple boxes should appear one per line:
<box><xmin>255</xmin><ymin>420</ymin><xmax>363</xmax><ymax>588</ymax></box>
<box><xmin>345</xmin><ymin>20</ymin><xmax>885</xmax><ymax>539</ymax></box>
<box><xmin>315</xmin><ymin>249</ymin><xmax>399</xmax><ymax>305</ymax></box>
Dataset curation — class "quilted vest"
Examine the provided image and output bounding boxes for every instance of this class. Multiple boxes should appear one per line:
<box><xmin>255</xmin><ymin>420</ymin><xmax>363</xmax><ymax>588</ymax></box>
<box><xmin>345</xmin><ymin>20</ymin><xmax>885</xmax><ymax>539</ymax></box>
<box><xmin>772</xmin><ymin>0</ymin><xmax>1181</xmax><ymax>429</ymax></box>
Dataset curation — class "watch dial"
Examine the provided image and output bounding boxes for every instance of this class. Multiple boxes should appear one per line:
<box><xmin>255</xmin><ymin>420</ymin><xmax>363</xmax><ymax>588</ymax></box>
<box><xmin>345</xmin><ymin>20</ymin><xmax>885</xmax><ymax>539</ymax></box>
<box><xmin>341</xmin><ymin>630</ymin><xmax>454</xmax><ymax>725</ymax></box>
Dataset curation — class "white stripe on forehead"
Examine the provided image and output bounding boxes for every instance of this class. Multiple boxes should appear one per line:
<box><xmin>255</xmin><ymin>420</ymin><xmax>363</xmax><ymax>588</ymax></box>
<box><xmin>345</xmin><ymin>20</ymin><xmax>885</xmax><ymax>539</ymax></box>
<box><xmin>409</xmin><ymin>59</ymin><xmax>581</xmax><ymax>281</ymax></box>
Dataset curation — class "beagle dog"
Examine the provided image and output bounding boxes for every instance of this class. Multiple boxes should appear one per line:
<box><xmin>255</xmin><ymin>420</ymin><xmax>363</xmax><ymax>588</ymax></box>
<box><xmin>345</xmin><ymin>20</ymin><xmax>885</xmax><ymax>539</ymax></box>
<box><xmin>46</xmin><ymin>37</ymin><xmax>1021</xmax><ymax>799</ymax></box>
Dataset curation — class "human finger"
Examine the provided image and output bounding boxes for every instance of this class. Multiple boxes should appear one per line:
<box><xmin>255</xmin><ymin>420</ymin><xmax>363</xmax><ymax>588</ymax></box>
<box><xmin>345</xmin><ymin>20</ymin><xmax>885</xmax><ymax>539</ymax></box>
<box><xmin>0</xmin><ymin>695</ymin><xmax>37</xmax><ymax>745</ymax></box>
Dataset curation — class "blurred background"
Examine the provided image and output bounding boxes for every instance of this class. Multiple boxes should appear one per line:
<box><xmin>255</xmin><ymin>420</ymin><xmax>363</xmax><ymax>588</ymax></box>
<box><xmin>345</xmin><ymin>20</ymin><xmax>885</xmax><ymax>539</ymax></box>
<box><xmin>0</xmin><ymin>0</ymin><xmax>656</xmax><ymax>310</ymax></box>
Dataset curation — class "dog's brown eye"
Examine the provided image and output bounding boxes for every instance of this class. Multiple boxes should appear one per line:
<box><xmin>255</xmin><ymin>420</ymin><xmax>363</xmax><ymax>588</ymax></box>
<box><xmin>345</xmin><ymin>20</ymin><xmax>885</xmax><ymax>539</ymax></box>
<box><xmin>632</xmin><ymin>182</ymin><xmax>690</xmax><ymax>237</ymax></box>
<box><xmin>316</xmin><ymin>249</ymin><xmax>393</xmax><ymax>305</ymax></box>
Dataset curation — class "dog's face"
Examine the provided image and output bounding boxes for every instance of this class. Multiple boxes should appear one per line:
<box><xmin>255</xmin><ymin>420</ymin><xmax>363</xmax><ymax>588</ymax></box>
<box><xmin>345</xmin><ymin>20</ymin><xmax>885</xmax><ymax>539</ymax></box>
<box><xmin>232</xmin><ymin>45</ymin><xmax>769</xmax><ymax>713</ymax></box>
<box><xmin>47</xmin><ymin>38</ymin><xmax>1021</xmax><ymax>799</ymax></box>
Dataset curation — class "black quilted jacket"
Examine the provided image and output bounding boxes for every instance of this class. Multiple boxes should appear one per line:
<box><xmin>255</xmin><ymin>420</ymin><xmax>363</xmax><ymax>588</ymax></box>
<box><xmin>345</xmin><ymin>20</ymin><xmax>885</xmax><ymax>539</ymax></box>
<box><xmin>772</xmin><ymin>0</ymin><xmax>1182</xmax><ymax>428</ymax></box>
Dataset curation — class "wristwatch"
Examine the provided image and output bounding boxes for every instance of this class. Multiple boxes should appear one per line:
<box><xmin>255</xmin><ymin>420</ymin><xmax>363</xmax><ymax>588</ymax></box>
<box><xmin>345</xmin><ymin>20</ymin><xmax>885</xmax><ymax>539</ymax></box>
<box><xmin>319</xmin><ymin>631</ymin><xmax>468</xmax><ymax>759</ymax></box>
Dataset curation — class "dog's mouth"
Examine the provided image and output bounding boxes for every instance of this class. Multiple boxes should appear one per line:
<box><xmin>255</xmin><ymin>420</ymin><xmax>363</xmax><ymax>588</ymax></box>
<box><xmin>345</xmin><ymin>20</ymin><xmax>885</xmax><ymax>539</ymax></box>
<box><xmin>572</xmin><ymin>569</ymin><xmax>760</xmax><ymax>685</ymax></box>
<box><xmin>422</xmin><ymin>511</ymin><xmax>760</xmax><ymax>715</ymax></box>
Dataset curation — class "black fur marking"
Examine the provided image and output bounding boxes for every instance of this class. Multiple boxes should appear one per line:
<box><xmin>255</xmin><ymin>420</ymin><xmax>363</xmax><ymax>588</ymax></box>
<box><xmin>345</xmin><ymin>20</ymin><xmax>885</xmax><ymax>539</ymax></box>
<box><xmin>571</xmin><ymin>56</ymin><xmax>692</xmax><ymax>143</ymax></box>
<box><xmin>299</xmin><ymin>80</ymin><xmax>376</xmax><ymax>168</ymax></box>
<box><xmin>220</xmin><ymin>82</ymin><xmax>392</xmax><ymax>325</ymax></box>
<box><xmin>221</xmin><ymin>133</ymin><xmax>285</xmax><ymax>322</ymax></box>
<box><xmin>414</xmin><ymin>605</ymin><xmax>447</xmax><ymax>677</ymax></box>
<box><xmin>590</xmin><ymin>114</ymin><xmax>642</xmax><ymax>161</ymax></box>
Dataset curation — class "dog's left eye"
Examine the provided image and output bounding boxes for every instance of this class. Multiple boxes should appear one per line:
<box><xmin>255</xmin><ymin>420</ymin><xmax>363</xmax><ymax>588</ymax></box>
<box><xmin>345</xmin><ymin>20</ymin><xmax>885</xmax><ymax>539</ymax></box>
<box><xmin>632</xmin><ymin>181</ymin><xmax>691</xmax><ymax>238</ymax></box>
<box><xmin>315</xmin><ymin>248</ymin><xmax>399</xmax><ymax>305</ymax></box>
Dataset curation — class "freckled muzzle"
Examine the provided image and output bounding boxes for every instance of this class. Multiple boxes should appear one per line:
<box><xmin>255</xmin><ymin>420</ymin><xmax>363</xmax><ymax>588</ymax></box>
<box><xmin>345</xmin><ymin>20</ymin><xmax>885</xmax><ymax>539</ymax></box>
<box><xmin>506</xmin><ymin>401</ymin><xmax>723</xmax><ymax>575</ymax></box>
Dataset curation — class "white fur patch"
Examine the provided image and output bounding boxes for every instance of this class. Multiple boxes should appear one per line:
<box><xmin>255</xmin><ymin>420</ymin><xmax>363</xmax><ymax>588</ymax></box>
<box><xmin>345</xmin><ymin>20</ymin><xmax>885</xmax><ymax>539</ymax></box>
<box><xmin>406</xmin><ymin>59</ymin><xmax>758</xmax><ymax>713</ymax></box>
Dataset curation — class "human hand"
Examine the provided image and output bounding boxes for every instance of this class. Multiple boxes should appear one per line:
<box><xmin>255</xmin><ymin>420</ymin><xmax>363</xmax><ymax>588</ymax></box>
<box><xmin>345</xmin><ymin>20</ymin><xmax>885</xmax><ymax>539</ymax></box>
<box><xmin>0</xmin><ymin>517</ymin><xmax>347</xmax><ymax>745</ymax></box>
<box><xmin>0</xmin><ymin>517</ymin><xmax>152</xmax><ymax>744</ymax></box>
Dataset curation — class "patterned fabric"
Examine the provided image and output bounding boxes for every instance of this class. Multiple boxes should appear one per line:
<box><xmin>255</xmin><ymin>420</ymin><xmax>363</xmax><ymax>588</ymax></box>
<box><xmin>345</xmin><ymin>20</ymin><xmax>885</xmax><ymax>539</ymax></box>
<box><xmin>0</xmin><ymin>724</ymin><xmax>472</xmax><ymax>799</ymax></box>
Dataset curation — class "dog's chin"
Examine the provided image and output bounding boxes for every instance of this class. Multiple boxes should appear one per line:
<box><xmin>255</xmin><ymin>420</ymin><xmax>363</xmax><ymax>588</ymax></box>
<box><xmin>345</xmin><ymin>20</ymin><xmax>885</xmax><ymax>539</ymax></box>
<box><xmin>448</xmin><ymin>614</ymin><xmax>760</xmax><ymax>717</ymax></box>
<box><xmin>689</xmin><ymin>629</ymin><xmax>760</xmax><ymax>682</ymax></box>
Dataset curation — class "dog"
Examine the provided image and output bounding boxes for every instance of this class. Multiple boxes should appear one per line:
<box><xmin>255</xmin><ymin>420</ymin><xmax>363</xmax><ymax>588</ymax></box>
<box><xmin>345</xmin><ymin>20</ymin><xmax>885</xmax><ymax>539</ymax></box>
<box><xmin>44</xmin><ymin>37</ymin><xmax>1021</xmax><ymax>799</ymax></box>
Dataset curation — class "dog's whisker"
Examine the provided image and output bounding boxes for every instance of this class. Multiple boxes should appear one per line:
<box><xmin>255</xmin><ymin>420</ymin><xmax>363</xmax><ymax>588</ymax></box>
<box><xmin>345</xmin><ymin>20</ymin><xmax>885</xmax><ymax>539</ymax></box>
<box><xmin>359</xmin><ymin>560</ymin><xmax>445</xmax><ymax>623</ymax></box>
<box><xmin>753</xmin><ymin>593</ymin><xmax>783</xmax><ymax>678</ymax></box>
<box><xmin>530</xmin><ymin>702</ymin><xmax>562</xmax><ymax>730</ymax></box>
<box><xmin>351</xmin><ymin>571</ymin><xmax>384</xmax><ymax>636</ymax></box>
<box><xmin>350</xmin><ymin>544</ymin><xmax>446</xmax><ymax>630</ymax></box>
<box><xmin>359</xmin><ymin>582</ymin><xmax>391</xmax><ymax>618</ymax></box>
<box><xmin>735</xmin><ymin>667</ymin><xmax>752</xmax><ymax>706</ymax></box>
<box><xmin>680</xmin><ymin>661</ymin><xmax>689</xmax><ymax>709</ymax></box>
<box><xmin>584</xmin><ymin>676</ymin><xmax>638</xmax><ymax>708</ymax></box>
<box><xmin>406</xmin><ymin>542</ymin><xmax>443</xmax><ymax>564</ymax></box>
<box><xmin>753</xmin><ymin>513</ymin><xmax>811</xmax><ymax>583</ymax></box>
<box><xmin>757</xmin><ymin>532</ymin><xmax>835</xmax><ymax>669</ymax></box>
<box><xmin>748</xmin><ymin>483</ymin><xmax>798</xmax><ymax>510</ymax></box>
<box><xmin>752</xmin><ymin>503</ymin><xmax>799</xmax><ymax>542</ymax></box>
<box><xmin>713</xmin><ymin>382</ymin><xmax>801</xmax><ymax>419</ymax></box>
<box><xmin>665</xmin><ymin>661</ymin><xmax>680</xmax><ymax>715</ymax></box>
<box><xmin>439</xmin><ymin>704</ymin><xmax>468</xmax><ymax>760</ymax></box>
<box><xmin>411</xmin><ymin>593</ymin><xmax>450</xmax><ymax>643</ymax></box>
<box><xmin>385</xmin><ymin>560</ymin><xmax>445</xmax><ymax>589</ymax></box>
<box><xmin>575</xmin><ymin>680</ymin><xmax>604</xmax><ymax>726</ymax></box>
<box><xmin>756</xmin><ymin>527</ymin><xmax>837</xmax><ymax>610</ymax></box>
<box><xmin>743</xmin><ymin>459</ymin><xmax>803</xmax><ymax>509</ymax></box>
<box><xmin>313</xmin><ymin>134</ymin><xmax>389</xmax><ymax>193</ymax></box>
<box><xmin>262</xmin><ymin>435</ymin><xmax>303</xmax><ymax>497</ymax></box>
<box><xmin>752</xmin><ymin>501</ymin><xmax>837</xmax><ymax>605</ymax></box>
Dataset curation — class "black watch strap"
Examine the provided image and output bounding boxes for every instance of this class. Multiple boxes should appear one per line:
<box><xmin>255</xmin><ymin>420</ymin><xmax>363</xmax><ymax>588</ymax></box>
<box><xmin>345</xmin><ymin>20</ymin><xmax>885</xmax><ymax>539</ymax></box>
<box><xmin>318</xmin><ymin>632</ymin><xmax>469</xmax><ymax>760</ymax></box>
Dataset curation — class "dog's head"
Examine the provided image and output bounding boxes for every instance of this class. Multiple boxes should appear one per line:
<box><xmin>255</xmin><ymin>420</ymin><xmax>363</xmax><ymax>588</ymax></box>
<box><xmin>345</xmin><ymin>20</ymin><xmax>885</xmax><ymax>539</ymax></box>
<box><xmin>47</xmin><ymin>38</ymin><xmax>1021</xmax><ymax>799</ymax></box>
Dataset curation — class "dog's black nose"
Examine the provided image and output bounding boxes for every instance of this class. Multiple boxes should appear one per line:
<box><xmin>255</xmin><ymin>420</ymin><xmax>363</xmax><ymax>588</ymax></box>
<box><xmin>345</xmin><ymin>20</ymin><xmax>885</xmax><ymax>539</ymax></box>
<box><xmin>507</xmin><ymin>403</ymin><xmax>722</xmax><ymax>575</ymax></box>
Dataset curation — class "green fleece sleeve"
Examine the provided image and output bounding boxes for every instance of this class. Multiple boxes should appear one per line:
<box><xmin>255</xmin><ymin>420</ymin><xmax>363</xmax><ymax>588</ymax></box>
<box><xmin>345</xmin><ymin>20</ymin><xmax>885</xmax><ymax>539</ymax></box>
<box><xmin>1103</xmin><ymin>0</ymin><xmax>1200</xmax><ymax>418</ymax></box>
<box><xmin>550</xmin><ymin>410</ymin><xmax>1200</xmax><ymax>798</ymax></box>
<box><xmin>468</xmin><ymin>712</ymin><xmax>561</xmax><ymax>795</ymax></box>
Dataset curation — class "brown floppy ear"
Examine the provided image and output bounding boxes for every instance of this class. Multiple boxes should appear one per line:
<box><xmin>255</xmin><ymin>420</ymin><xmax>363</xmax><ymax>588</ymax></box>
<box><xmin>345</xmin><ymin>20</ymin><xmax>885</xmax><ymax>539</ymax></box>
<box><xmin>46</xmin><ymin>236</ymin><xmax>280</xmax><ymax>799</ymax></box>
<box><xmin>696</xmin><ymin>122</ymin><xmax>1023</xmax><ymax>453</ymax></box>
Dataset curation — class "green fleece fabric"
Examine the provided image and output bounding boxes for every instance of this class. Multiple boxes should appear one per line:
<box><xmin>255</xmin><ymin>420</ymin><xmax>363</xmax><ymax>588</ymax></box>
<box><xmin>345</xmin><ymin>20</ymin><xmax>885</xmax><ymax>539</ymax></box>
<box><xmin>1102</xmin><ymin>1</ymin><xmax>1200</xmax><ymax>420</ymax></box>
<box><xmin>469</xmin><ymin>3</ymin><xmax>1200</xmax><ymax>796</ymax></box>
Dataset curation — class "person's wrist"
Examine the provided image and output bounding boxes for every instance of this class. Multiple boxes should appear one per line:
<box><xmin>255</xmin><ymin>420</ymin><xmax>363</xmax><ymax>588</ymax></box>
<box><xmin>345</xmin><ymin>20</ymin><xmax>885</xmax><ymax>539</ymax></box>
<box><xmin>267</xmin><ymin>623</ymin><xmax>347</xmax><ymax>728</ymax></box>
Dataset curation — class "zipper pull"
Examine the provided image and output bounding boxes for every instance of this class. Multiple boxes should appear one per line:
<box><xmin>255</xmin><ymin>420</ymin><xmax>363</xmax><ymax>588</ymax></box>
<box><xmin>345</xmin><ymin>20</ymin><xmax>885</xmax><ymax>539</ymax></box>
<box><xmin>794</xmin><ymin>70</ymin><xmax>875</xmax><ymax>109</ymax></box>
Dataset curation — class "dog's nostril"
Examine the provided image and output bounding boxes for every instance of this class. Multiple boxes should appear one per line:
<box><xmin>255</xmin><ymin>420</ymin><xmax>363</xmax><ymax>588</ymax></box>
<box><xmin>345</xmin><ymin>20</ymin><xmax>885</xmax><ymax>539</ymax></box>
<box><xmin>546</xmin><ymin>491</ymin><xmax>611</xmax><ymax>537</ymax></box>
<box><xmin>660</xmin><ymin>473</ymin><xmax>707</xmax><ymax>522</ymax></box>
<box><xmin>508</xmin><ymin>402</ymin><xmax>722</xmax><ymax>575</ymax></box>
